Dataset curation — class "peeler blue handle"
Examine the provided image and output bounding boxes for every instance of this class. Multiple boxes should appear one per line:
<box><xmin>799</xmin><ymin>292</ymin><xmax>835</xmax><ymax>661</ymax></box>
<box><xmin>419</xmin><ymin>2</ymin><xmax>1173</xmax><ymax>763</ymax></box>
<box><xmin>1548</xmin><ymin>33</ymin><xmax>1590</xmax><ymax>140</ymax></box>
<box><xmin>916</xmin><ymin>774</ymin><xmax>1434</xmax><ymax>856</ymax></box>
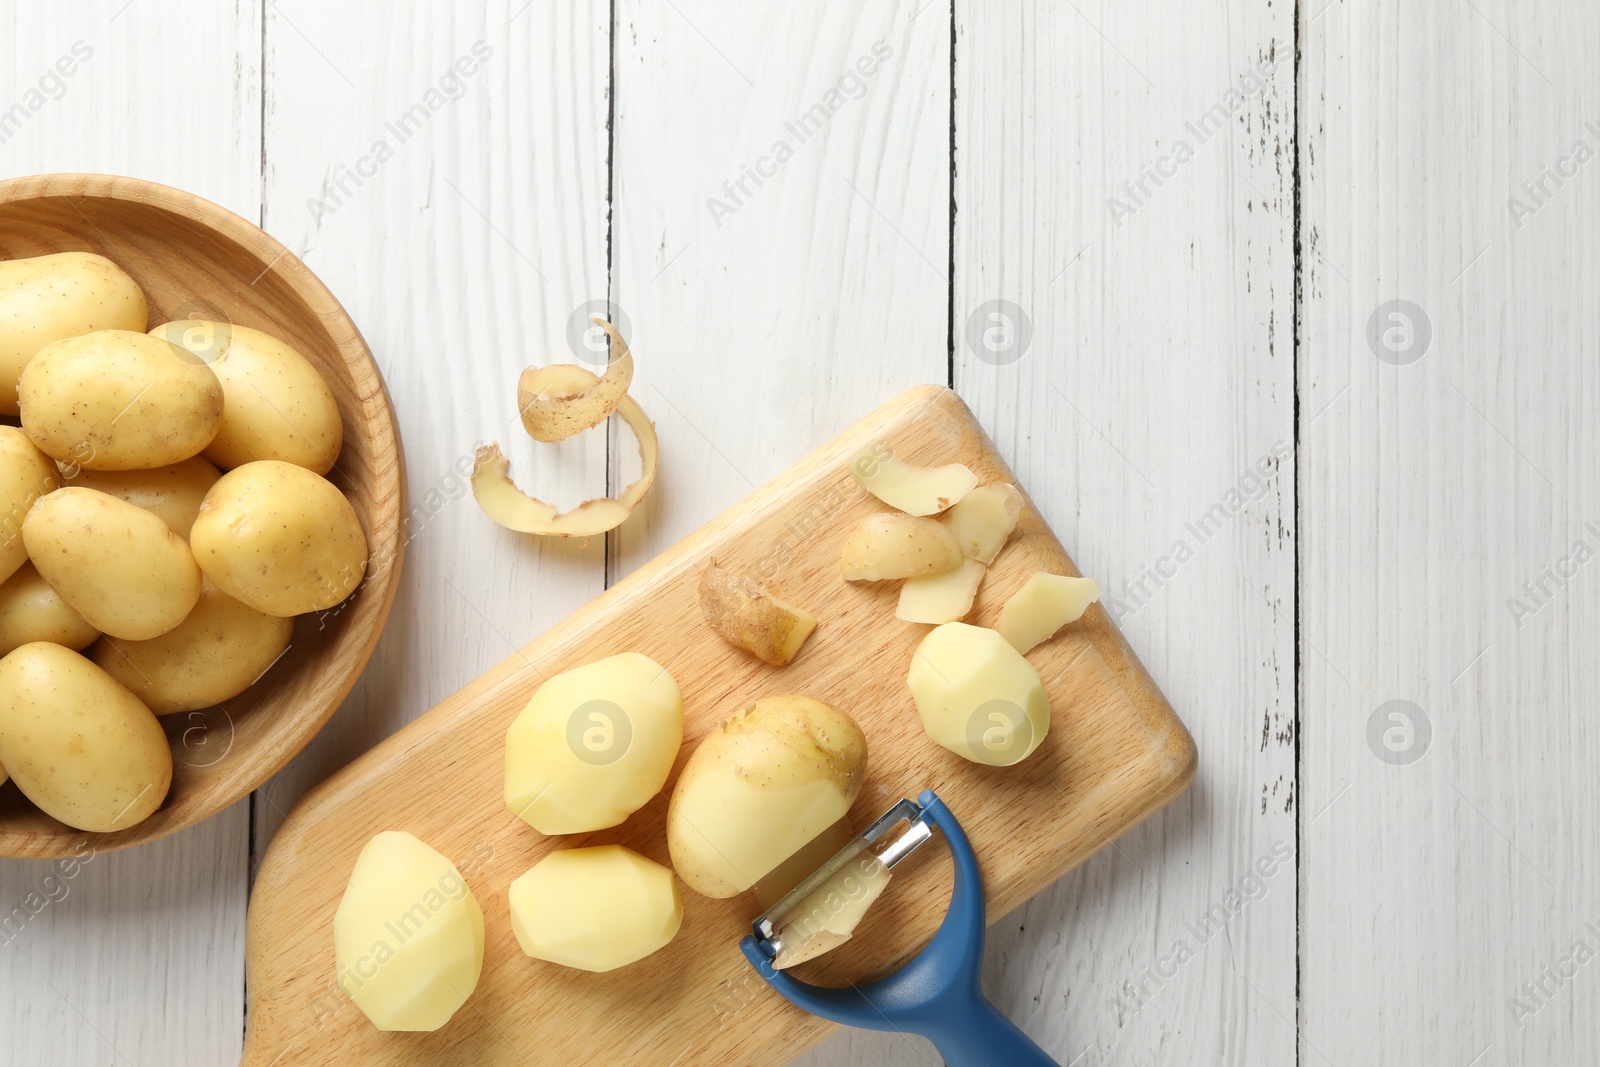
<box><xmin>740</xmin><ymin>789</ymin><xmax>1061</xmax><ymax>1067</ymax></box>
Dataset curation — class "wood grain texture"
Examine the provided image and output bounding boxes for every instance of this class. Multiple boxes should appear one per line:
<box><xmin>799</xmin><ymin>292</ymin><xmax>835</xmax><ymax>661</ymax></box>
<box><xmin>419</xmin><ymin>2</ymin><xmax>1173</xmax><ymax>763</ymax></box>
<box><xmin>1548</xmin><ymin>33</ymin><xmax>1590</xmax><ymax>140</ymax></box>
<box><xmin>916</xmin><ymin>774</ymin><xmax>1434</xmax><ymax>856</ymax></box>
<box><xmin>241</xmin><ymin>387</ymin><xmax>1195</xmax><ymax>1066</ymax></box>
<box><xmin>252</xmin><ymin>0</ymin><xmax>612</xmax><ymax>861</ymax></box>
<box><xmin>0</xmin><ymin>3</ymin><xmax>261</xmax><ymax>1063</ymax></box>
<box><xmin>952</xmin><ymin>2</ymin><xmax>1299</xmax><ymax>1063</ymax></box>
<box><xmin>1299</xmin><ymin>1</ymin><xmax>1600</xmax><ymax>1064</ymax></box>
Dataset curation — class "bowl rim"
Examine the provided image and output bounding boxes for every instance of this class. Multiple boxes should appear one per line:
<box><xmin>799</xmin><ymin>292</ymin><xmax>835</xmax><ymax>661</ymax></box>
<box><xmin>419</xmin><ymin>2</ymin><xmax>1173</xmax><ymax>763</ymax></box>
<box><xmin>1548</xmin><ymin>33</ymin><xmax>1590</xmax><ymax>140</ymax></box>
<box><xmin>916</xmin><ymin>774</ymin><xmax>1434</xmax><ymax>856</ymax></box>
<box><xmin>0</xmin><ymin>172</ymin><xmax>408</xmax><ymax>858</ymax></box>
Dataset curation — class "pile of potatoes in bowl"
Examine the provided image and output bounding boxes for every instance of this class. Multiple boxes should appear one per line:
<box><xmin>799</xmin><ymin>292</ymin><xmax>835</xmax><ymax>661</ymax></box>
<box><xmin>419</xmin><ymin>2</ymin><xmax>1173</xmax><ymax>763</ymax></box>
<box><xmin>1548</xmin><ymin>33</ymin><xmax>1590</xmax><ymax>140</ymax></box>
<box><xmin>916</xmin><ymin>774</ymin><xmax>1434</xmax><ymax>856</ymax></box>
<box><xmin>0</xmin><ymin>250</ymin><xmax>368</xmax><ymax>833</ymax></box>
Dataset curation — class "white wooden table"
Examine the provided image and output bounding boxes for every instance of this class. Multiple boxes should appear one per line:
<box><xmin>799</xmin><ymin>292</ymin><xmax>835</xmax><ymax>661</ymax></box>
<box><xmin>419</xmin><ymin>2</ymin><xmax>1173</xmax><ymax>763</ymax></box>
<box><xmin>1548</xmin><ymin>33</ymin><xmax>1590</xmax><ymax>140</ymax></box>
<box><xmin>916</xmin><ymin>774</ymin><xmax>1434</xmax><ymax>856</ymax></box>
<box><xmin>1</xmin><ymin>2</ymin><xmax>1594</xmax><ymax>1064</ymax></box>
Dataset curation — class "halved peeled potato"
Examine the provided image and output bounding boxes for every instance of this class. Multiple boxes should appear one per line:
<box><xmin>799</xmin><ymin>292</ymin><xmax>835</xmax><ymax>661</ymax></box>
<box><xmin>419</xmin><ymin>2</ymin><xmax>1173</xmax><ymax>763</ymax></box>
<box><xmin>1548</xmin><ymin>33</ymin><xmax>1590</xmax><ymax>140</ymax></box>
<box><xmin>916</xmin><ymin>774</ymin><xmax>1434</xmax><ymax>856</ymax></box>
<box><xmin>333</xmin><ymin>831</ymin><xmax>484</xmax><ymax>1032</ymax></box>
<box><xmin>508</xmin><ymin>845</ymin><xmax>682</xmax><ymax>972</ymax></box>
<box><xmin>699</xmin><ymin>560</ymin><xmax>816</xmax><ymax>666</ymax></box>
<box><xmin>850</xmin><ymin>448</ymin><xmax>977</xmax><ymax>516</ymax></box>
<box><xmin>840</xmin><ymin>513</ymin><xmax>962</xmax><ymax>581</ymax></box>
<box><xmin>996</xmin><ymin>572</ymin><xmax>1101</xmax><ymax>654</ymax></box>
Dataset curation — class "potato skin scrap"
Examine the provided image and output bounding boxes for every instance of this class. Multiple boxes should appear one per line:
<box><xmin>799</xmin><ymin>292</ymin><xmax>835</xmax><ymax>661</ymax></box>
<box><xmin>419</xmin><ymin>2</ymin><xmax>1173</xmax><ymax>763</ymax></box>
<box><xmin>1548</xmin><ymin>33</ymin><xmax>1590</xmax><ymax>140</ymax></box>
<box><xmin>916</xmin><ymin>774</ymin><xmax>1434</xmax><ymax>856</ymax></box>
<box><xmin>943</xmin><ymin>483</ymin><xmax>1023</xmax><ymax>564</ymax></box>
<box><xmin>699</xmin><ymin>561</ymin><xmax>817</xmax><ymax>666</ymax></box>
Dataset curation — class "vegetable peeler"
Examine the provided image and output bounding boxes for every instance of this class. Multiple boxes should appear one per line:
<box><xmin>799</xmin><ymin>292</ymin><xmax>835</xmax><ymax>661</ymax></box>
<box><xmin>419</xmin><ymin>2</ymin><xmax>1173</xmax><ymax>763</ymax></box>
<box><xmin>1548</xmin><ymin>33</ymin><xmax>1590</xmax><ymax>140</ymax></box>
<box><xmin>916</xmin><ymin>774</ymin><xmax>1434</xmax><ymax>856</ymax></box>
<box><xmin>740</xmin><ymin>789</ymin><xmax>1061</xmax><ymax>1066</ymax></box>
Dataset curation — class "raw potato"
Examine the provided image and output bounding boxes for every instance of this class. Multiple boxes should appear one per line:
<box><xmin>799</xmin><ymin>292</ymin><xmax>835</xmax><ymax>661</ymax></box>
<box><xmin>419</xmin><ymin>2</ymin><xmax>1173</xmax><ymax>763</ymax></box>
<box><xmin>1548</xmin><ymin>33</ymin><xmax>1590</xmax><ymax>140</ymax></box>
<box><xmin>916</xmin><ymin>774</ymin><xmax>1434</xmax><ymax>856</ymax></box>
<box><xmin>752</xmin><ymin>817</ymin><xmax>854</xmax><ymax>909</ymax></box>
<box><xmin>896</xmin><ymin>558</ymin><xmax>986</xmax><ymax>624</ymax></box>
<box><xmin>840</xmin><ymin>513</ymin><xmax>962</xmax><ymax>581</ymax></box>
<box><xmin>942</xmin><ymin>483</ymin><xmax>1023</xmax><ymax>563</ymax></box>
<box><xmin>23</xmin><ymin>487</ymin><xmax>202</xmax><ymax>640</ymax></box>
<box><xmin>507</xmin><ymin>845</ymin><xmax>683</xmax><ymax>972</ymax></box>
<box><xmin>93</xmin><ymin>577</ymin><xmax>294</xmax><ymax>714</ymax></box>
<box><xmin>850</xmin><ymin>447</ymin><xmax>977</xmax><ymax>516</ymax></box>
<box><xmin>772</xmin><ymin>853</ymin><xmax>892</xmax><ymax>970</ymax></box>
<box><xmin>473</xmin><ymin>364</ymin><xmax>659</xmax><ymax>538</ymax></box>
<box><xmin>19</xmin><ymin>330</ymin><xmax>222</xmax><ymax>470</ymax></box>
<box><xmin>0</xmin><ymin>426</ymin><xmax>61</xmax><ymax>584</ymax></box>
<box><xmin>504</xmin><ymin>653</ymin><xmax>683</xmax><ymax>834</ymax></box>
<box><xmin>996</xmin><ymin>572</ymin><xmax>1101</xmax><ymax>654</ymax></box>
<box><xmin>0</xmin><ymin>251</ymin><xmax>148</xmax><ymax>415</ymax></box>
<box><xmin>517</xmin><ymin>316</ymin><xmax>633</xmax><ymax>443</ymax></box>
<box><xmin>0</xmin><ymin>563</ymin><xmax>98</xmax><ymax>657</ymax></box>
<box><xmin>699</xmin><ymin>560</ymin><xmax>817</xmax><ymax>666</ymax></box>
<box><xmin>61</xmin><ymin>454</ymin><xmax>220</xmax><ymax>538</ymax></box>
<box><xmin>668</xmin><ymin>695</ymin><xmax>867</xmax><ymax>899</ymax></box>
<box><xmin>151</xmin><ymin>320</ymin><xmax>343</xmax><ymax>474</ymax></box>
<box><xmin>333</xmin><ymin>831</ymin><xmax>484</xmax><ymax>1032</ymax></box>
<box><xmin>189</xmin><ymin>460</ymin><xmax>368</xmax><ymax>616</ymax></box>
<box><xmin>907</xmin><ymin>622</ymin><xmax>1050</xmax><ymax>767</ymax></box>
<box><xmin>0</xmin><ymin>641</ymin><xmax>170</xmax><ymax>831</ymax></box>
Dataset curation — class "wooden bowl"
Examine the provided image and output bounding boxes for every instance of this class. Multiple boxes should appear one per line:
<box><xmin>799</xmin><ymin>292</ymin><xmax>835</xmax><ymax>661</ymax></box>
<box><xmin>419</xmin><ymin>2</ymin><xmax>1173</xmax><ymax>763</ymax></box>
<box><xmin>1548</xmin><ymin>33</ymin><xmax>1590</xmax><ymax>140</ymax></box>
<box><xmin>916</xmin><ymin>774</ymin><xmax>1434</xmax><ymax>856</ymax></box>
<box><xmin>0</xmin><ymin>174</ymin><xmax>406</xmax><ymax>858</ymax></box>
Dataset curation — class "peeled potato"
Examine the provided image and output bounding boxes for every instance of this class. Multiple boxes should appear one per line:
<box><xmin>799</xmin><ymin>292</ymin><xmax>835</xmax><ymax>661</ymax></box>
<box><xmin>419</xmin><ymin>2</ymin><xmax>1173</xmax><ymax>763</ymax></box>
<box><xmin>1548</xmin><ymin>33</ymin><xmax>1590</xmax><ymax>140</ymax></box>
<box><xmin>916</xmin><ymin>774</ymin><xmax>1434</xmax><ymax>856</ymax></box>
<box><xmin>333</xmin><ymin>831</ymin><xmax>484</xmax><ymax>1032</ymax></box>
<box><xmin>0</xmin><ymin>426</ymin><xmax>61</xmax><ymax>584</ymax></box>
<box><xmin>668</xmin><ymin>695</ymin><xmax>867</xmax><ymax>899</ymax></box>
<box><xmin>93</xmin><ymin>577</ymin><xmax>294</xmax><ymax>714</ymax></box>
<box><xmin>907</xmin><ymin>622</ymin><xmax>1049</xmax><ymax>766</ymax></box>
<box><xmin>189</xmin><ymin>460</ymin><xmax>367</xmax><ymax>616</ymax></box>
<box><xmin>151</xmin><ymin>320</ymin><xmax>343</xmax><ymax>474</ymax></box>
<box><xmin>61</xmin><ymin>454</ymin><xmax>220</xmax><ymax>539</ymax></box>
<box><xmin>19</xmin><ymin>330</ymin><xmax>222</xmax><ymax>470</ymax></box>
<box><xmin>23</xmin><ymin>487</ymin><xmax>202</xmax><ymax>641</ymax></box>
<box><xmin>0</xmin><ymin>641</ymin><xmax>170</xmax><ymax>832</ymax></box>
<box><xmin>840</xmin><ymin>513</ymin><xmax>963</xmax><ymax>581</ymax></box>
<box><xmin>508</xmin><ymin>845</ymin><xmax>683</xmax><ymax>972</ymax></box>
<box><xmin>0</xmin><ymin>563</ymin><xmax>98</xmax><ymax>657</ymax></box>
<box><xmin>504</xmin><ymin>653</ymin><xmax>683</xmax><ymax>834</ymax></box>
<box><xmin>0</xmin><ymin>251</ymin><xmax>148</xmax><ymax>415</ymax></box>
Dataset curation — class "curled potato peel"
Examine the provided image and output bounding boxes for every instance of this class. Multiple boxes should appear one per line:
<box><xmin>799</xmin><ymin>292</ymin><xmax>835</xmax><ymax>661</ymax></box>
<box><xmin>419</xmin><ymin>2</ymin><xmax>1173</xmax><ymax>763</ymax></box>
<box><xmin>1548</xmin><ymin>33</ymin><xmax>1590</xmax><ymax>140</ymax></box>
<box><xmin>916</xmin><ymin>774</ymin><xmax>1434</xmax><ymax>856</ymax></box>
<box><xmin>474</xmin><ymin>363</ymin><xmax>659</xmax><ymax>538</ymax></box>
<box><xmin>517</xmin><ymin>316</ymin><xmax>634</xmax><ymax>443</ymax></box>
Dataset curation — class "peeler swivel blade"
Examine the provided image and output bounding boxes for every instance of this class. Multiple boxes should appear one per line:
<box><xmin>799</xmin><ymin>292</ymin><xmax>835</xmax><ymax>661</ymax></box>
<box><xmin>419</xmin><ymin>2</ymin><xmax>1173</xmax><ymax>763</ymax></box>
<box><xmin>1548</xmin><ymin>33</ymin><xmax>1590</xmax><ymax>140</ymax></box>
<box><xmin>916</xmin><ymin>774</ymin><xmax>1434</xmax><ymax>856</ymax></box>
<box><xmin>740</xmin><ymin>789</ymin><xmax>1061</xmax><ymax>1067</ymax></box>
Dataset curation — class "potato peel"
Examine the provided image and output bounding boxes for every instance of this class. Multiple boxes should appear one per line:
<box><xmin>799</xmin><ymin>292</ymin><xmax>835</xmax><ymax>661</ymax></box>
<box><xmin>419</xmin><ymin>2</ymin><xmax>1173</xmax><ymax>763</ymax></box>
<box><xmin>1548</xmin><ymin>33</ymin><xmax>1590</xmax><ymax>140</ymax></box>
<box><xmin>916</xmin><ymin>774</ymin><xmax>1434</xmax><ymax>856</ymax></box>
<box><xmin>699</xmin><ymin>560</ymin><xmax>818</xmax><ymax>666</ymax></box>
<box><xmin>517</xmin><ymin>316</ymin><xmax>635</xmax><ymax>443</ymax></box>
<box><xmin>473</xmin><ymin>363</ymin><xmax>658</xmax><ymax>538</ymax></box>
<box><xmin>850</xmin><ymin>447</ymin><xmax>978</xmax><ymax>516</ymax></box>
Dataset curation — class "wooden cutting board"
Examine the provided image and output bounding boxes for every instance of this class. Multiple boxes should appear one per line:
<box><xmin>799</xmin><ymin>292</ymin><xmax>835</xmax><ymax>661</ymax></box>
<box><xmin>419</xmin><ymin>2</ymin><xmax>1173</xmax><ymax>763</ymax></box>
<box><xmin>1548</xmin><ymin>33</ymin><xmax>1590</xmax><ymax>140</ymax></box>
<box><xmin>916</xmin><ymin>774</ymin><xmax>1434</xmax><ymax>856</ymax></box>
<box><xmin>241</xmin><ymin>385</ymin><xmax>1196</xmax><ymax>1066</ymax></box>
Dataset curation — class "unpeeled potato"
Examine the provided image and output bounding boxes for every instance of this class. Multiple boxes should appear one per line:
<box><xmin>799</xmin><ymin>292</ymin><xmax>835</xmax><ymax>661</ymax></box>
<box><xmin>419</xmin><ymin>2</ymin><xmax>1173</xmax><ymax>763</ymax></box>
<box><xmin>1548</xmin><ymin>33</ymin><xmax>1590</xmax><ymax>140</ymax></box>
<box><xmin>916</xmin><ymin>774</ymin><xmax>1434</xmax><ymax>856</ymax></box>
<box><xmin>0</xmin><ymin>251</ymin><xmax>147</xmax><ymax>415</ymax></box>
<box><xmin>0</xmin><ymin>641</ymin><xmax>170</xmax><ymax>832</ymax></box>
<box><xmin>0</xmin><ymin>563</ymin><xmax>98</xmax><ymax>657</ymax></box>
<box><xmin>93</xmin><ymin>577</ymin><xmax>294</xmax><ymax>714</ymax></box>
<box><xmin>189</xmin><ymin>460</ymin><xmax>367</xmax><ymax>616</ymax></box>
<box><xmin>62</xmin><ymin>455</ymin><xmax>221</xmax><ymax>539</ymax></box>
<box><xmin>0</xmin><ymin>426</ymin><xmax>61</xmax><ymax>584</ymax></box>
<box><xmin>23</xmin><ymin>487</ymin><xmax>202</xmax><ymax>641</ymax></box>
